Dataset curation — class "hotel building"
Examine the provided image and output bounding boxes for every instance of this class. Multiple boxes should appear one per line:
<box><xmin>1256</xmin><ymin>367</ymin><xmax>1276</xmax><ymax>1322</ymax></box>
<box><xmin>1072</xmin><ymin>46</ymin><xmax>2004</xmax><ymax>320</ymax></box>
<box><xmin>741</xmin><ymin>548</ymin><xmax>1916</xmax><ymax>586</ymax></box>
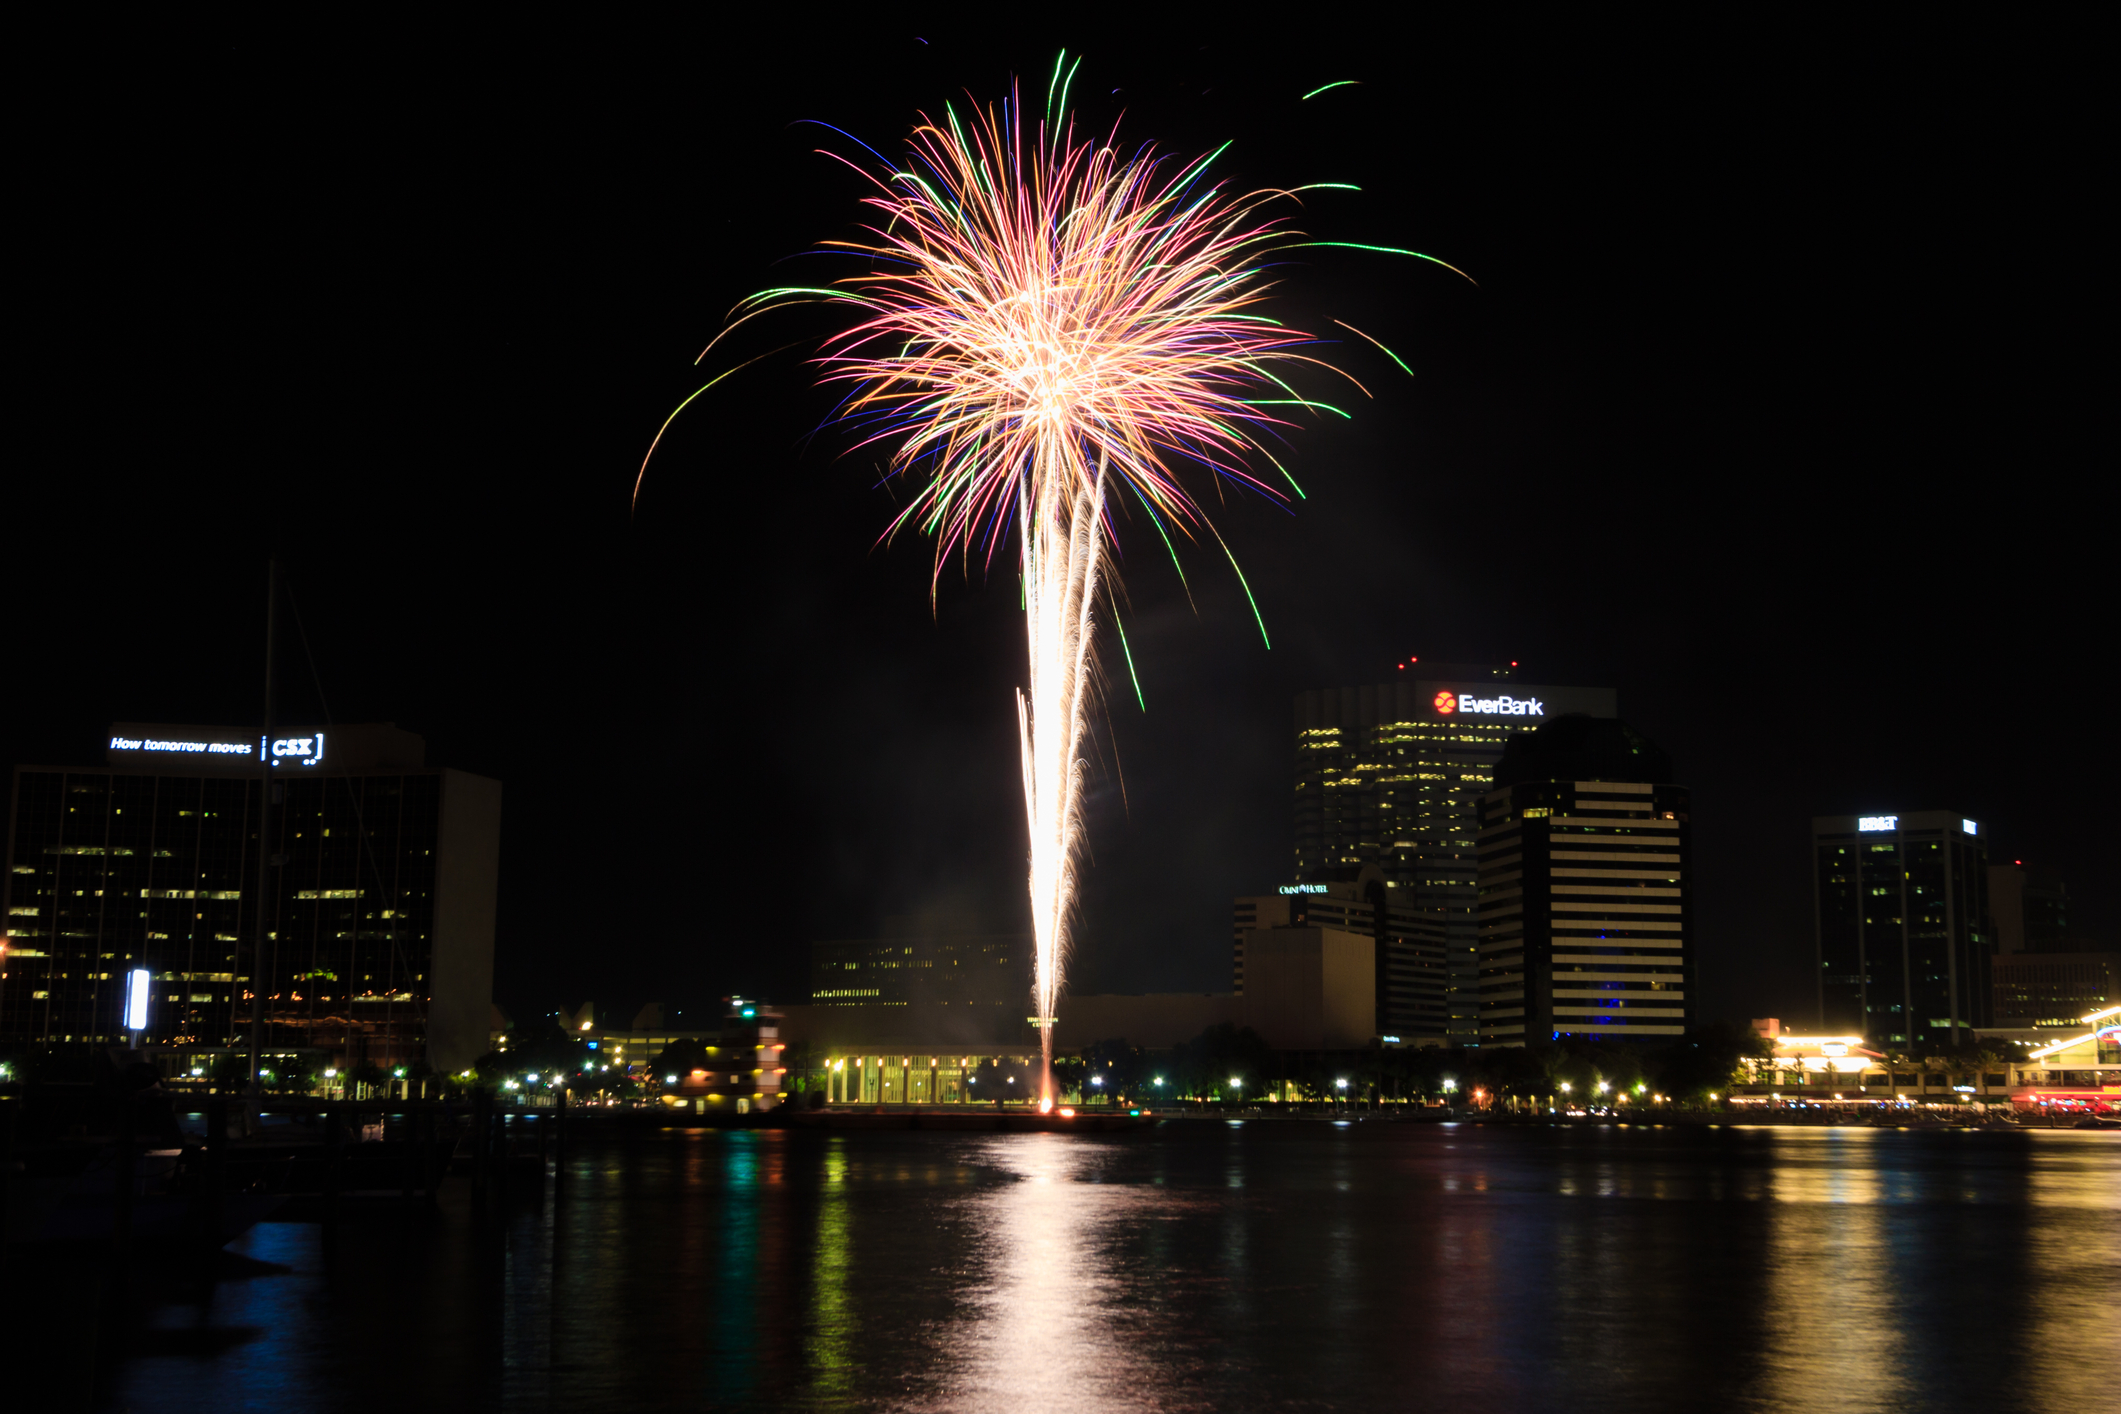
<box><xmin>1232</xmin><ymin>866</ymin><xmax>1448</xmax><ymax>1042</ymax></box>
<box><xmin>1812</xmin><ymin>811</ymin><xmax>1989</xmax><ymax>1048</ymax></box>
<box><xmin>1474</xmin><ymin>717</ymin><xmax>1691</xmax><ymax>1044</ymax></box>
<box><xmin>1</xmin><ymin>723</ymin><xmax>499</xmax><ymax>1071</ymax></box>
<box><xmin>1295</xmin><ymin>668</ymin><xmax>1617</xmax><ymax>1040</ymax></box>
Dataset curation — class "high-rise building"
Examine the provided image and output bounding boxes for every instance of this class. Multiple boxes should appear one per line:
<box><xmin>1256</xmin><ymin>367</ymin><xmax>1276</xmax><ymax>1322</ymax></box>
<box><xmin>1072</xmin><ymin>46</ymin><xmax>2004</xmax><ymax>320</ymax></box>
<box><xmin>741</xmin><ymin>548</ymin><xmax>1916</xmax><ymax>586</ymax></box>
<box><xmin>1233</xmin><ymin>865</ymin><xmax>1448</xmax><ymax>1042</ymax></box>
<box><xmin>1812</xmin><ymin>811</ymin><xmax>1989</xmax><ymax>1049</ymax></box>
<box><xmin>1474</xmin><ymin>717</ymin><xmax>1691</xmax><ymax>1045</ymax></box>
<box><xmin>1987</xmin><ymin>862</ymin><xmax>2069</xmax><ymax>953</ymax></box>
<box><xmin>1989</xmin><ymin>952</ymin><xmax>2120</xmax><ymax>1031</ymax></box>
<box><xmin>1294</xmin><ymin>667</ymin><xmax>1617</xmax><ymax>1041</ymax></box>
<box><xmin>1</xmin><ymin>723</ymin><xmax>499</xmax><ymax>1071</ymax></box>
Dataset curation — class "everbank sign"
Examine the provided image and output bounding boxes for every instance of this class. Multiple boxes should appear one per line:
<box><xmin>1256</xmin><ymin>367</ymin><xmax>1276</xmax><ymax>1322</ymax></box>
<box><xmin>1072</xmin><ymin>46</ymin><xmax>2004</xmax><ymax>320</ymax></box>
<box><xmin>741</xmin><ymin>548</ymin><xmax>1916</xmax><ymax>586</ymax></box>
<box><xmin>1433</xmin><ymin>689</ymin><xmax>1545</xmax><ymax>717</ymax></box>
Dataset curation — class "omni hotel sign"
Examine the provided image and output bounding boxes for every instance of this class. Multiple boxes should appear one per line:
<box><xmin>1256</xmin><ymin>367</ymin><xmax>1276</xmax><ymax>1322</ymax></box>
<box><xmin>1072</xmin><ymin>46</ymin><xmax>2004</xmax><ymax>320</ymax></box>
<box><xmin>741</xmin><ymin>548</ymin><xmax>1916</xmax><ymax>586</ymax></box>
<box><xmin>107</xmin><ymin>730</ymin><xmax>327</xmax><ymax>768</ymax></box>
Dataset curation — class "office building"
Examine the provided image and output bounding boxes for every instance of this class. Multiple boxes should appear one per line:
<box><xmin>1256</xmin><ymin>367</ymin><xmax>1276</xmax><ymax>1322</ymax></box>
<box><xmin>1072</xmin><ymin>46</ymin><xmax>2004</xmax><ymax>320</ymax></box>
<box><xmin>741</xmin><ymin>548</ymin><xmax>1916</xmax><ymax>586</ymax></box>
<box><xmin>780</xmin><ymin>930</ymin><xmax>1035</xmax><ymax>1050</ymax></box>
<box><xmin>1987</xmin><ymin>862</ymin><xmax>2070</xmax><ymax>953</ymax></box>
<box><xmin>809</xmin><ymin>931</ymin><xmax>1031</xmax><ymax>1009</ymax></box>
<box><xmin>1812</xmin><ymin>810</ymin><xmax>1989</xmax><ymax>1048</ymax></box>
<box><xmin>1474</xmin><ymin>716</ymin><xmax>1691</xmax><ymax>1045</ymax></box>
<box><xmin>1</xmin><ymin>723</ymin><xmax>499</xmax><ymax>1071</ymax></box>
<box><xmin>1990</xmin><ymin>952</ymin><xmax>2121</xmax><ymax>1031</ymax></box>
<box><xmin>1233</xmin><ymin>865</ymin><xmax>1448</xmax><ymax>1041</ymax></box>
<box><xmin>1058</xmin><ymin>924</ymin><xmax>1380</xmax><ymax>1051</ymax></box>
<box><xmin>1295</xmin><ymin>668</ymin><xmax>1617</xmax><ymax>1041</ymax></box>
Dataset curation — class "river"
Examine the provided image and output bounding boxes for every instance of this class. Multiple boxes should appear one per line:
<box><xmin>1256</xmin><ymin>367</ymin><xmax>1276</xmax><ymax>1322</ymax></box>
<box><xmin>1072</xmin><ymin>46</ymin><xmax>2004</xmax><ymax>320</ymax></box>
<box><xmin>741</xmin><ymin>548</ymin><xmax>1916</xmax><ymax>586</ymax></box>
<box><xmin>70</xmin><ymin>1119</ymin><xmax>2121</xmax><ymax>1411</ymax></box>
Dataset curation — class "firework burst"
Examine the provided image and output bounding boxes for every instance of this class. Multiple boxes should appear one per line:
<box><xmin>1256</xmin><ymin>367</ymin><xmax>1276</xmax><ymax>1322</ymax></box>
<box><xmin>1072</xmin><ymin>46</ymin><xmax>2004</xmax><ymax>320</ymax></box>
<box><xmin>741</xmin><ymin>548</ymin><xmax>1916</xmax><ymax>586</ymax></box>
<box><xmin>648</xmin><ymin>60</ymin><xmax>1461</xmax><ymax>1107</ymax></box>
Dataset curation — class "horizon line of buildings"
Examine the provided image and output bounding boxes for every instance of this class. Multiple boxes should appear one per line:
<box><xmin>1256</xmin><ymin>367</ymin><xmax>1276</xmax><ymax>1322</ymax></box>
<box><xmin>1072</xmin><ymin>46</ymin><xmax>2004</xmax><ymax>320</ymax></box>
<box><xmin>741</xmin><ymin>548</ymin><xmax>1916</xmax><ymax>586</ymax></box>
<box><xmin>3</xmin><ymin>676</ymin><xmax>2110</xmax><ymax>1105</ymax></box>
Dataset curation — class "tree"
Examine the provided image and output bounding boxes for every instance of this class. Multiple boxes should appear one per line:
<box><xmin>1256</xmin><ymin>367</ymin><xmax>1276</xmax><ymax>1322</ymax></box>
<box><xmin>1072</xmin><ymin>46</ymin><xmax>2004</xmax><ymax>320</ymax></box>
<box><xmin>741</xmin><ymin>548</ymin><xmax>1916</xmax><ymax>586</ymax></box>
<box><xmin>1470</xmin><ymin>1044</ymin><xmax>1555</xmax><ymax>1106</ymax></box>
<box><xmin>1050</xmin><ymin>1055</ymin><xmax>1086</xmax><ymax>1102</ymax></box>
<box><xmin>650</xmin><ymin>1037</ymin><xmax>713</xmax><ymax>1085</ymax></box>
<box><xmin>779</xmin><ymin>1040</ymin><xmax>823</xmax><ymax>1099</ymax></box>
<box><xmin>470</xmin><ymin>1049</ymin><xmax>510</xmax><ymax>1091</ymax></box>
<box><xmin>267</xmin><ymin>1060</ymin><xmax>320</xmax><ymax>1095</ymax></box>
<box><xmin>1649</xmin><ymin>1022</ymin><xmax>1768</xmax><ymax>1102</ymax></box>
<box><xmin>964</xmin><ymin>1055</ymin><xmax>1037</xmax><ymax>1106</ymax></box>
<box><xmin>504</xmin><ymin>1016</ymin><xmax>594</xmax><ymax>1079</ymax></box>
<box><xmin>567</xmin><ymin>1066</ymin><xmax>638</xmax><ymax>1101</ymax></box>
<box><xmin>1170</xmin><ymin>1023</ymin><xmax>1278</xmax><ymax>1104</ymax></box>
<box><xmin>1081</xmin><ymin>1038</ymin><xmax>1149</xmax><ymax>1104</ymax></box>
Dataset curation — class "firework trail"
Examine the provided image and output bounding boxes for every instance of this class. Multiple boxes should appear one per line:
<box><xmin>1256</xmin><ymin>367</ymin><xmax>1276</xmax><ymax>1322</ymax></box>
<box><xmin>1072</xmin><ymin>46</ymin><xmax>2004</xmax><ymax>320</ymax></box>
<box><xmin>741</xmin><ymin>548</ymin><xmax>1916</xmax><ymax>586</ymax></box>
<box><xmin>648</xmin><ymin>59</ymin><xmax>1462</xmax><ymax>1107</ymax></box>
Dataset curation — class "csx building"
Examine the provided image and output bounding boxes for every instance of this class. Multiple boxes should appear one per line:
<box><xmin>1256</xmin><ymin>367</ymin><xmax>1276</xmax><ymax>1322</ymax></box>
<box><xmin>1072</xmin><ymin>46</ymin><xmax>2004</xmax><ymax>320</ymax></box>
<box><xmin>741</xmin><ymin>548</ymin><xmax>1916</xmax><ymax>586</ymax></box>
<box><xmin>2</xmin><ymin>722</ymin><xmax>499</xmax><ymax>1072</ymax></box>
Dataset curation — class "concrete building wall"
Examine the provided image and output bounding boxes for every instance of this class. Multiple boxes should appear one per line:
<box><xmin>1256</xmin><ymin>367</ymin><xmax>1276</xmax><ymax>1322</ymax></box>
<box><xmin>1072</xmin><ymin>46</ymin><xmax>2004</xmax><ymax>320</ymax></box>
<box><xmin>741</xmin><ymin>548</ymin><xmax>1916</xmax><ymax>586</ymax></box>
<box><xmin>1240</xmin><ymin>926</ymin><xmax>1378</xmax><ymax>1049</ymax></box>
<box><xmin>428</xmin><ymin>769</ymin><xmax>501</xmax><ymax>1072</ymax></box>
<box><xmin>788</xmin><ymin>927</ymin><xmax>1381</xmax><ymax>1055</ymax></box>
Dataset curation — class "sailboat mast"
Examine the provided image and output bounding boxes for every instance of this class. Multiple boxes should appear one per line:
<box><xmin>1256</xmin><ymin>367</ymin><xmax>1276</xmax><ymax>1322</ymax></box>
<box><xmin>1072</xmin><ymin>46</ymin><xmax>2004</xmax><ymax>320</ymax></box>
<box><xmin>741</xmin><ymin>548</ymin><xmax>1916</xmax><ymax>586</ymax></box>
<box><xmin>247</xmin><ymin>557</ymin><xmax>278</xmax><ymax>1101</ymax></box>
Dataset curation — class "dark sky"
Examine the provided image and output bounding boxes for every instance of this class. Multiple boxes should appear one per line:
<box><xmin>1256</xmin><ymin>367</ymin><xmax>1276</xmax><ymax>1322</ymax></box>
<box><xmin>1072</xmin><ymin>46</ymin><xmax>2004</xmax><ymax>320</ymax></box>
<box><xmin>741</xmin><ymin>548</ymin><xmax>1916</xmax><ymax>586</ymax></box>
<box><xmin>8</xmin><ymin>17</ymin><xmax>2104</xmax><ymax>1031</ymax></box>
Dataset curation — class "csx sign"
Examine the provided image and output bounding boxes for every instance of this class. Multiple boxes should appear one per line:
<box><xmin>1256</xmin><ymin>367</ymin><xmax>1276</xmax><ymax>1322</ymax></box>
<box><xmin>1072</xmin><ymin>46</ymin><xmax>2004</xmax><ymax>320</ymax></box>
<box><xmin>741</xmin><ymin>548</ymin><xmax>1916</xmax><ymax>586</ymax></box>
<box><xmin>270</xmin><ymin>734</ymin><xmax>326</xmax><ymax>766</ymax></box>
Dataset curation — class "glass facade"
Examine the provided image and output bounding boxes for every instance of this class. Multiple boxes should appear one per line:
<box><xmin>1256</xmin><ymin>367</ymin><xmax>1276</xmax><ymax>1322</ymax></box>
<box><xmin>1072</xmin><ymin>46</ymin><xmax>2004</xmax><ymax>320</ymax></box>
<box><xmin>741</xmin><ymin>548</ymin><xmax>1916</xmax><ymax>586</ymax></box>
<box><xmin>1813</xmin><ymin>813</ymin><xmax>1989</xmax><ymax>1048</ymax></box>
<box><xmin>1293</xmin><ymin>672</ymin><xmax>1617</xmax><ymax>1041</ymax></box>
<box><xmin>4</xmin><ymin>765</ymin><xmax>446</xmax><ymax>1065</ymax></box>
<box><xmin>1990</xmin><ymin>953</ymin><xmax>2121</xmax><ymax>1029</ymax></box>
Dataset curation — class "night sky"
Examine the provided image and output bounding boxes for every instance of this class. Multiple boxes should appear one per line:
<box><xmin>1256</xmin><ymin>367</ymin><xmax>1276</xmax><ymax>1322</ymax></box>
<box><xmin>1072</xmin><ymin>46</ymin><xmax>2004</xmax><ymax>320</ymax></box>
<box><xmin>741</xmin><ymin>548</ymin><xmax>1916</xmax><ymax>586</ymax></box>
<box><xmin>9</xmin><ymin>18</ymin><xmax>2102</xmax><ymax>1032</ymax></box>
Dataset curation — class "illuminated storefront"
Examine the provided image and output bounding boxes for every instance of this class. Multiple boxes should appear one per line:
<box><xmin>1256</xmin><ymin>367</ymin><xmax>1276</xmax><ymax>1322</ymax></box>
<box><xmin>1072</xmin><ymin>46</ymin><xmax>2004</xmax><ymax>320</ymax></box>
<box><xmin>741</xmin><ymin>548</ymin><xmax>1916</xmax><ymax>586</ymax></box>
<box><xmin>1730</xmin><ymin>1022</ymin><xmax>2013</xmax><ymax>1106</ymax></box>
<box><xmin>2008</xmin><ymin>1004</ymin><xmax>2121</xmax><ymax>1113</ymax></box>
<box><xmin>815</xmin><ymin>1045</ymin><xmax>1044</xmax><ymax>1106</ymax></box>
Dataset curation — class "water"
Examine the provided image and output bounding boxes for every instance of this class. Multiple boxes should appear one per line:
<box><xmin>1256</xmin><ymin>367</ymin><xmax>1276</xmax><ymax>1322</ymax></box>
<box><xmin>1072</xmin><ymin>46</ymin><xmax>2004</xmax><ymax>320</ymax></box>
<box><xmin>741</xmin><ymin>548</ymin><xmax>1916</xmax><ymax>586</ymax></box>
<box><xmin>64</xmin><ymin>1120</ymin><xmax>2121</xmax><ymax>1412</ymax></box>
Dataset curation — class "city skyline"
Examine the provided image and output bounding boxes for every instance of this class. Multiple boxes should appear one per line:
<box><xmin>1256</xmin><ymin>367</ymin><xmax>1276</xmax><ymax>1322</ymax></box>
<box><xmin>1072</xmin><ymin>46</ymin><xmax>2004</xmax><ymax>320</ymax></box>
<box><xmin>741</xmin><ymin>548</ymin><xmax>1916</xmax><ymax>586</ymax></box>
<box><xmin>4</xmin><ymin>21</ymin><xmax>2111</xmax><ymax>1414</ymax></box>
<box><xmin>4</xmin><ymin>25</ymin><xmax>2103</xmax><ymax>1037</ymax></box>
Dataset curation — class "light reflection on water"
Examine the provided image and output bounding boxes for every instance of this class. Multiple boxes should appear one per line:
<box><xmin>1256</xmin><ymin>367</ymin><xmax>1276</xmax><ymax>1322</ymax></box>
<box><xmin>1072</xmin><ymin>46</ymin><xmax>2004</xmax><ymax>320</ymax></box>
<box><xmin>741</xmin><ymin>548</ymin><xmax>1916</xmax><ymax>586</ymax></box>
<box><xmin>84</xmin><ymin>1122</ymin><xmax>2119</xmax><ymax>1413</ymax></box>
